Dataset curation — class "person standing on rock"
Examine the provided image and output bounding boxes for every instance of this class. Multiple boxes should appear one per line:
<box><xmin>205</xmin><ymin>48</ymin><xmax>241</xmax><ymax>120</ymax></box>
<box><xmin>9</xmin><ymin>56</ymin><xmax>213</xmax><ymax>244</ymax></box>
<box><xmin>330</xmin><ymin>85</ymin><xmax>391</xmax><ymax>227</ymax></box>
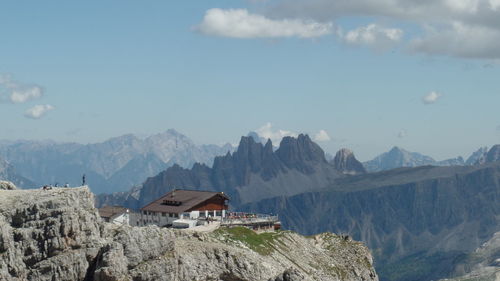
<box><xmin>82</xmin><ymin>174</ymin><xmax>86</xmax><ymax>186</ymax></box>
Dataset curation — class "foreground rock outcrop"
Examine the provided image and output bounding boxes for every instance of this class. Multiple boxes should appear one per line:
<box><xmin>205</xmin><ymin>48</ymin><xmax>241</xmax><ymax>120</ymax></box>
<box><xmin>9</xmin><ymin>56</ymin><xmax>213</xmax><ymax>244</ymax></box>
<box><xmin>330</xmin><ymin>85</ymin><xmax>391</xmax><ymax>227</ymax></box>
<box><xmin>0</xmin><ymin>181</ymin><xmax>16</xmax><ymax>190</ymax></box>
<box><xmin>0</xmin><ymin>187</ymin><xmax>378</xmax><ymax>281</ymax></box>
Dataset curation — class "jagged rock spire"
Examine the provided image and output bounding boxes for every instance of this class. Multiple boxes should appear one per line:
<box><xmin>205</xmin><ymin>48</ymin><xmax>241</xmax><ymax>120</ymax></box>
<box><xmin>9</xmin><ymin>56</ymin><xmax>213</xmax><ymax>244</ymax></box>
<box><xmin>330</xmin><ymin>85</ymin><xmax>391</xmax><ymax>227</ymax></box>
<box><xmin>332</xmin><ymin>148</ymin><xmax>366</xmax><ymax>175</ymax></box>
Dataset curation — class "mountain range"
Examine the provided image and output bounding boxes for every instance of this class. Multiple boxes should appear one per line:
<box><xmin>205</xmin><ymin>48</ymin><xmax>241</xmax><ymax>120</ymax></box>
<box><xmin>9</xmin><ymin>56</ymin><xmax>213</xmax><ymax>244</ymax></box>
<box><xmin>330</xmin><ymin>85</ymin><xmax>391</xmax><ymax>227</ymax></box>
<box><xmin>2</xmin><ymin>127</ymin><xmax>493</xmax><ymax>195</ymax></box>
<box><xmin>0</xmin><ymin>129</ymin><xmax>233</xmax><ymax>193</ymax></box>
<box><xmin>96</xmin><ymin>134</ymin><xmax>500</xmax><ymax>281</ymax></box>
<box><xmin>0</xmin><ymin>157</ymin><xmax>35</xmax><ymax>188</ymax></box>
<box><xmin>239</xmin><ymin>144</ymin><xmax>500</xmax><ymax>281</ymax></box>
<box><xmin>362</xmin><ymin>146</ymin><xmax>488</xmax><ymax>172</ymax></box>
<box><xmin>4</xmin><ymin>127</ymin><xmax>500</xmax><ymax>281</ymax></box>
<box><xmin>96</xmin><ymin>134</ymin><xmax>365</xmax><ymax>208</ymax></box>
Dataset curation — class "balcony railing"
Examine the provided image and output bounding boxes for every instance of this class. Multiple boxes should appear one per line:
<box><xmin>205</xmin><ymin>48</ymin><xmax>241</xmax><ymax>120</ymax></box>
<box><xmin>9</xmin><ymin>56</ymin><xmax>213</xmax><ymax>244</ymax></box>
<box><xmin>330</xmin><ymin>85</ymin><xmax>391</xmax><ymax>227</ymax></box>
<box><xmin>220</xmin><ymin>212</ymin><xmax>279</xmax><ymax>226</ymax></box>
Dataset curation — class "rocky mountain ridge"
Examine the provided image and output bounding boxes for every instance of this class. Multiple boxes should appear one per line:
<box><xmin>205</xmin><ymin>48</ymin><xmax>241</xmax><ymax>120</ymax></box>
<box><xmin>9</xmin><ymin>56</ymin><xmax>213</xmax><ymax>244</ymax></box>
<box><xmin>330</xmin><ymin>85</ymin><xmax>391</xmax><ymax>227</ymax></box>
<box><xmin>363</xmin><ymin>146</ymin><xmax>472</xmax><ymax>172</ymax></box>
<box><xmin>440</xmin><ymin>230</ymin><xmax>500</xmax><ymax>281</ymax></box>
<box><xmin>331</xmin><ymin>148</ymin><xmax>366</xmax><ymax>175</ymax></box>
<box><xmin>97</xmin><ymin>134</ymin><xmax>344</xmax><ymax>209</ymax></box>
<box><xmin>0</xmin><ymin>186</ymin><xmax>378</xmax><ymax>281</ymax></box>
<box><xmin>0</xmin><ymin>157</ymin><xmax>35</xmax><ymax>188</ymax></box>
<box><xmin>0</xmin><ymin>129</ymin><xmax>233</xmax><ymax>193</ymax></box>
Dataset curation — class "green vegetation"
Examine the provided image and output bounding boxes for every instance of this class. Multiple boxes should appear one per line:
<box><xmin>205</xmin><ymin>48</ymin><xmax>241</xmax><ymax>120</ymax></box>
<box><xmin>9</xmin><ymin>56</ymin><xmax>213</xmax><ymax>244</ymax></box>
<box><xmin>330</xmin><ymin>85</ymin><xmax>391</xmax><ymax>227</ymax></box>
<box><xmin>378</xmin><ymin>252</ymin><xmax>465</xmax><ymax>281</ymax></box>
<box><xmin>213</xmin><ymin>227</ymin><xmax>285</xmax><ymax>255</ymax></box>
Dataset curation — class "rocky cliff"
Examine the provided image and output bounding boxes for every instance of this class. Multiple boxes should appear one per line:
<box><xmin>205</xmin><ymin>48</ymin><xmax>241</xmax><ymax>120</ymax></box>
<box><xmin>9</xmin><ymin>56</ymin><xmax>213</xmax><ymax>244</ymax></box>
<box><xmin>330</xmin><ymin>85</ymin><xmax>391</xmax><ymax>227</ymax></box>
<box><xmin>440</xmin><ymin>230</ymin><xmax>500</xmax><ymax>281</ymax></box>
<box><xmin>240</xmin><ymin>162</ymin><xmax>500</xmax><ymax>281</ymax></box>
<box><xmin>0</xmin><ymin>187</ymin><xmax>378</xmax><ymax>281</ymax></box>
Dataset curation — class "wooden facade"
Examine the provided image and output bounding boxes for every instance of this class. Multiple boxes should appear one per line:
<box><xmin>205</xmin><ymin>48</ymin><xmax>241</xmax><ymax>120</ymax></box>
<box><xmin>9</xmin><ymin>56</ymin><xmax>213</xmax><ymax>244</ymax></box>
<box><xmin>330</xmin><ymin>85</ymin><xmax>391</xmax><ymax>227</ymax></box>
<box><xmin>189</xmin><ymin>195</ymin><xmax>228</xmax><ymax>212</ymax></box>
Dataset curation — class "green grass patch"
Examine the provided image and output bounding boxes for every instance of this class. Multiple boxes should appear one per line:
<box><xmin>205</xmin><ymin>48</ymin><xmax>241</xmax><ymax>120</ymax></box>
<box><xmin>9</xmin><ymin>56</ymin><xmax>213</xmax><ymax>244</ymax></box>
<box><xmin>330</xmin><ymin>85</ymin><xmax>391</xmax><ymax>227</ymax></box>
<box><xmin>214</xmin><ymin>227</ymin><xmax>284</xmax><ymax>255</ymax></box>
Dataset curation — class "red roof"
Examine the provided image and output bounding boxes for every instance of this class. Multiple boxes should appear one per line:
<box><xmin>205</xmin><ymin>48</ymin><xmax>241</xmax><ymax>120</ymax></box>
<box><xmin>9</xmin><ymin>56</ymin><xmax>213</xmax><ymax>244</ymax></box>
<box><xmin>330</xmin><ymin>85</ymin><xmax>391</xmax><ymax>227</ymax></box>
<box><xmin>141</xmin><ymin>189</ymin><xmax>229</xmax><ymax>213</ymax></box>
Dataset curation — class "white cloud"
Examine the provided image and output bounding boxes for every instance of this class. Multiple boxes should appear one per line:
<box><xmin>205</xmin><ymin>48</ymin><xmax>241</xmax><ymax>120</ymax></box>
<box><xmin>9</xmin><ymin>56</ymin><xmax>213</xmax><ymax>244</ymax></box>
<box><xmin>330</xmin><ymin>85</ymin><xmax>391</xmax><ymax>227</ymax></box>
<box><xmin>195</xmin><ymin>8</ymin><xmax>333</xmax><ymax>39</ymax></box>
<box><xmin>0</xmin><ymin>74</ymin><xmax>44</xmax><ymax>104</ymax></box>
<box><xmin>24</xmin><ymin>104</ymin><xmax>55</xmax><ymax>119</ymax></box>
<box><xmin>314</xmin><ymin>130</ymin><xmax>331</xmax><ymax>142</ymax></box>
<box><xmin>398</xmin><ymin>129</ymin><xmax>408</xmax><ymax>138</ymax></box>
<box><xmin>263</xmin><ymin>0</ymin><xmax>500</xmax><ymax>59</ymax></box>
<box><xmin>422</xmin><ymin>91</ymin><xmax>443</xmax><ymax>105</ymax></box>
<box><xmin>410</xmin><ymin>22</ymin><xmax>500</xmax><ymax>59</ymax></box>
<box><xmin>255</xmin><ymin>122</ymin><xmax>297</xmax><ymax>144</ymax></box>
<box><xmin>343</xmin><ymin>24</ymin><xmax>403</xmax><ymax>50</ymax></box>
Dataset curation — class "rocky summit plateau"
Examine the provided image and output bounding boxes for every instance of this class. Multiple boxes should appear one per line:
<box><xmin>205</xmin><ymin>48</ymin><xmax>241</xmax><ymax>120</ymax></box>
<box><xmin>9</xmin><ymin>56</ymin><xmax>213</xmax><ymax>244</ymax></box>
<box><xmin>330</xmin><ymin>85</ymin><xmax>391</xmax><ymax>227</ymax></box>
<box><xmin>0</xmin><ymin>185</ymin><xmax>378</xmax><ymax>281</ymax></box>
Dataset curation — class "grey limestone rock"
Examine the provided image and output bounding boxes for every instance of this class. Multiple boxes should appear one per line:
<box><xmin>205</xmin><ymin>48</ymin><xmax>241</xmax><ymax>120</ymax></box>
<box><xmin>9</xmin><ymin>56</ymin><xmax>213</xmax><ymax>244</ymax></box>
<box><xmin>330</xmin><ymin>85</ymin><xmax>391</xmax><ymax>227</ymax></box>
<box><xmin>486</xmin><ymin>145</ymin><xmax>500</xmax><ymax>163</ymax></box>
<box><xmin>332</xmin><ymin>148</ymin><xmax>366</xmax><ymax>175</ymax></box>
<box><xmin>0</xmin><ymin>181</ymin><xmax>16</xmax><ymax>190</ymax></box>
<box><xmin>0</xmin><ymin>187</ymin><xmax>378</xmax><ymax>281</ymax></box>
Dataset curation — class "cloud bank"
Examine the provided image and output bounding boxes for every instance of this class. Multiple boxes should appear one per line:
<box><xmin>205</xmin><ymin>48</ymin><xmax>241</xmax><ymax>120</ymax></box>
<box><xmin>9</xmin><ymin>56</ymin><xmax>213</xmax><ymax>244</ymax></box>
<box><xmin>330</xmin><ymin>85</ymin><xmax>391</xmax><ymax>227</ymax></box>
<box><xmin>24</xmin><ymin>104</ymin><xmax>55</xmax><ymax>119</ymax></box>
<box><xmin>255</xmin><ymin>122</ymin><xmax>298</xmax><ymax>144</ymax></box>
<box><xmin>197</xmin><ymin>0</ymin><xmax>500</xmax><ymax>59</ymax></box>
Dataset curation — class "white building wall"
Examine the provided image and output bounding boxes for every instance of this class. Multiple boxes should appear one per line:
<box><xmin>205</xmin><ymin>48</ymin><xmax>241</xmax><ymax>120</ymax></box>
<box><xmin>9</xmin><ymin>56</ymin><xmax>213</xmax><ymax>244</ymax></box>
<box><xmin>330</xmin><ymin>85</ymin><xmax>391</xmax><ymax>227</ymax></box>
<box><xmin>110</xmin><ymin>213</ymin><xmax>129</xmax><ymax>225</ymax></box>
<box><xmin>138</xmin><ymin>209</ymin><xmax>227</xmax><ymax>228</ymax></box>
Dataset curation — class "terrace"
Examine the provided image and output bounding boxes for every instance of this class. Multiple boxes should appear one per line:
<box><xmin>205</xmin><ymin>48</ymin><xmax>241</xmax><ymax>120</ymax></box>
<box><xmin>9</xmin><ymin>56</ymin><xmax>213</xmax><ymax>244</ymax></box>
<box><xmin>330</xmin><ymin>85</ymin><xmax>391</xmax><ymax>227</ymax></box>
<box><xmin>220</xmin><ymin>212</ymin><xmax>281</xmax><ymax>231</ymax></box>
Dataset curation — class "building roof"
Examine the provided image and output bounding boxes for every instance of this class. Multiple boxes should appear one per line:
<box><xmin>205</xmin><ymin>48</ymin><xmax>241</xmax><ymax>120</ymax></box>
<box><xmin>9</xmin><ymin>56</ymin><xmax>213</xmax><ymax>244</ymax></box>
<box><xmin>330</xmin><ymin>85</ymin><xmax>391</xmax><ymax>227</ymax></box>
<box><xmin>141</xmin><ymin>189</ymin><xmax>229</xmax><ymax>213</ymax></box>
<box><xmin>98</xmin><ymin>206</ymin><xmax>128</xmax><ymax>219</ymax></box>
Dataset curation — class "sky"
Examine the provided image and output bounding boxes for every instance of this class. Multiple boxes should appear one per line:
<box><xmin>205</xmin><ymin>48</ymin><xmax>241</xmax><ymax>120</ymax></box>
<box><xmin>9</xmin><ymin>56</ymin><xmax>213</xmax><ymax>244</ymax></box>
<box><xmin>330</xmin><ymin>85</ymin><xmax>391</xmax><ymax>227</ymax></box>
<box><xmin>1</xmin><ymin>0</ymin><xmax>500</xmax><ymax>161</ymax></box>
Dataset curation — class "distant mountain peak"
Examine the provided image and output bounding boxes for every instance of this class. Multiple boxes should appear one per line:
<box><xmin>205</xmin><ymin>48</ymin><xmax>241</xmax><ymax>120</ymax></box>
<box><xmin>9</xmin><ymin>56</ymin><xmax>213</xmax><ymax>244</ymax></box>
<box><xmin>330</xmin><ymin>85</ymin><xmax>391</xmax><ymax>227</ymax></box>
<box><xmin>332</xmin><ymin>148</ymin><xmax>366</xmax><ymax>175</ymax></box>
<box><xmin>390</xmin><ymin>146</ymin><xmax>403</xmax><ymax>151</ymax></box>
<box><xmin>466</xmin><ymin>146</ymin><xmax>488</xmax><ymax>165</ymax></box>
<box><xmin>0</xmin><ymin>129</ymin><xmax>234</xmax><ymax>193</ymax></box>
<box><xmin>165</xmin><ymin>128</ymin><xmax>181</xmax><ymax>135</ymax></box>
<box><xmin>276</xmin><ymin>134</ymin><xmax>327</xmax><ymax>173</ymax></box>
<box><xmin>364</xmin><ymin>146</ymin><xmax>436</xmax><ymax>172</ymax></box>
<box><xmin>106</xmin><ymin>134</ymin><xmax>140</xmax><ymax>144</ymax></box>
<box><xmin>486</xmin><ymin>145</ymin><xmax>500</xmax><ymax>163</ymax></box>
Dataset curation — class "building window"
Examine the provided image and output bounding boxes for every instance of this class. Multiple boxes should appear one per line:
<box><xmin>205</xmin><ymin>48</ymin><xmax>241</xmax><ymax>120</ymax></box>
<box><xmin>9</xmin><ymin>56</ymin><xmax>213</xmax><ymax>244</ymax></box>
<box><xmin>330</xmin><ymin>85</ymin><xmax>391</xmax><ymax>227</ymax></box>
<box><xmin>216</xmin><ymin>211</ymin><xmax>222</xmax><ymax>217</ymax></box>
<box><xmin>162</xmin><ymin>212</ymin><xmax>166</xmax><ymax>217</ymax></box>
<box><xmin>143</xmin><ymin>211</ymin><xmax>147</xmax><ymax>215</ymax></box>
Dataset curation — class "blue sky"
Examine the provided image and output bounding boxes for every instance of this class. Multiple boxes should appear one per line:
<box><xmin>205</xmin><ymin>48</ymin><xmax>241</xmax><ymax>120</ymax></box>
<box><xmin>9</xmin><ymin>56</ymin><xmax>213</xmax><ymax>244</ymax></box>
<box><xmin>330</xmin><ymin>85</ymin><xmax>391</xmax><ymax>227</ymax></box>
<box><xmin>1</xmin><ymin>0</ymin><xmax>500</xmax><ymax>161</ymax></box>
